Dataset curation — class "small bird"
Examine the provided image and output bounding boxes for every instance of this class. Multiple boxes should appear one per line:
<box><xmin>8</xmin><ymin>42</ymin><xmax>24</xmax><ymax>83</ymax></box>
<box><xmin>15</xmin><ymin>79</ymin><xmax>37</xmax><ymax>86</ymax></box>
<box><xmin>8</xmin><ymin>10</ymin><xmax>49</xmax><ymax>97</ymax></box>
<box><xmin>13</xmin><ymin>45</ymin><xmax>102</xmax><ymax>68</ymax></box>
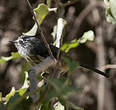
<box><xmin>11</xmin><ymin>35</ymin><xmax>109</xmax><ymax>78</ymax></box>
<box><xmin>11</xmin><ymin>35</ymin><xmax>59</xmax><ymax>65</ymax></box>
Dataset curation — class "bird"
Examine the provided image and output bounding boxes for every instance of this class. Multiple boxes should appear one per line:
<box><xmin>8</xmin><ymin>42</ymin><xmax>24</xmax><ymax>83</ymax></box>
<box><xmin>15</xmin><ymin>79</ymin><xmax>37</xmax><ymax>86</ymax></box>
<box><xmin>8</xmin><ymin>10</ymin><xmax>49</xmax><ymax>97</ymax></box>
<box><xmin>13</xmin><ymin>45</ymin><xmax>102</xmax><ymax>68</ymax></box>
<box><xmin>11</xmin><ymin>35</ymin><xmax>109</xmax><ymax>78</ymax></box>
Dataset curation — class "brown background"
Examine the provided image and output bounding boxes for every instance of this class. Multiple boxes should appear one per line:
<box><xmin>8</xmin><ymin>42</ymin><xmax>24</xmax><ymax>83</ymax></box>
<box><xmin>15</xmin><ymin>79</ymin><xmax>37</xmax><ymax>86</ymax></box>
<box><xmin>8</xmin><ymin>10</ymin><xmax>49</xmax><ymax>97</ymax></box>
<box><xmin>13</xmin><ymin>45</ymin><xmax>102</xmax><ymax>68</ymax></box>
<box><xmin>0</xmin><ymin>0</ymin><xmax>116</xmax><ymax>110</ymax></box>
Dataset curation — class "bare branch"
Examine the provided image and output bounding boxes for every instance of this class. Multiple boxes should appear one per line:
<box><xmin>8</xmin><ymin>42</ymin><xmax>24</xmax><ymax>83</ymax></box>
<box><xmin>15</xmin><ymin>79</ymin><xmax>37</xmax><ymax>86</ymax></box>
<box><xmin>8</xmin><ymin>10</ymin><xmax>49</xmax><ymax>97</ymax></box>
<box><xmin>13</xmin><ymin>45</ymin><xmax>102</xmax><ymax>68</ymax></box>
<box><xmin>27</xmin><ymin>56</ymin><xmax>57</xmax><ymax>103</ymax></box>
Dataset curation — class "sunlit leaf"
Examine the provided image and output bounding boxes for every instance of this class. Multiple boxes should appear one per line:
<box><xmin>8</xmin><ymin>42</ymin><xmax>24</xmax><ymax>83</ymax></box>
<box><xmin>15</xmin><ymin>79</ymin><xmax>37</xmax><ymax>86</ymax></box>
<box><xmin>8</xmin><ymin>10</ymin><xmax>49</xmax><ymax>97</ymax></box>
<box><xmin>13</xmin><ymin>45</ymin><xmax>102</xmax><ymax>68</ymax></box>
<box><xmin>61</xmin><ymin>30</ymin><xmax>95</xmax><ymax>53</ymax></box>
<box><xmin>79</xmin><ymin>30</ymin><xmax>95</xmax><ymax>43</ymax></box>
<box><xmin>52</xmin><ymin>25</ymin><xmax>57</xmax><ymax>42</ymax></box>
<box><xmin>54</xmin><ymin>101</ymin><xmax>65</xmax><ymax>110</ymax></box>
<box><xmin>18</xmin><ymin>71</ymin><xmax>29</xmax><ymax>96</ymax></box>
<box><xmin>104</xmin><ymin>0</ymin><xmax>116</xmax><ymax>24</ymax></box>
<box><xmin>23</xmin><ymin>4</ymin><xmax>50</xmax><ymax>36</ymax></box>
<box><xmin>34</xmin><ymin>3</ymin><xmax>49</xmax><ymax>25</ymax></box>
<box><xmin>6</xmin><ymin>87</ymin><xmax>16</xmax><ymax>102</ymax></box>
<box><xmin>6</xmin><ymin>73</ymin><xmax>31</xmax><ymax>109</ymax></box>
<box><xmin>109</xmin><ymin>0</ymin><xmax>116</xmax><ymax>20</ymax></box>
<box><xmin>55</xmin><ymin>18</ymin><xmax>67</xmax><ymax>48</ymax></box>
<box><xmin>21</xmin><ymin>72</ymin><xmax>29</xmax><ymax>90</ymax></box>
<box><xmin>0</xmin><ymin>52</ymin><xmax>21</xmax><ymax>64</ymax></box>
<box><xmin>0</xmin><ymin>56</ymin><xmax>12</xmax><ymax>64</ymax></box>
<box><xmin>23</xmin><ymin>23</ymin><xmax>38</xmax><ymax>36</ymax></box>
<box><xmin>61</xmin><ymin>39</ymin><xmax>80</xmax><ymax>53</ymax></box>
<box><xmin>11</xmin><ymin>52</ymin><xmax>21</xmax><ymax>59</ymax></box>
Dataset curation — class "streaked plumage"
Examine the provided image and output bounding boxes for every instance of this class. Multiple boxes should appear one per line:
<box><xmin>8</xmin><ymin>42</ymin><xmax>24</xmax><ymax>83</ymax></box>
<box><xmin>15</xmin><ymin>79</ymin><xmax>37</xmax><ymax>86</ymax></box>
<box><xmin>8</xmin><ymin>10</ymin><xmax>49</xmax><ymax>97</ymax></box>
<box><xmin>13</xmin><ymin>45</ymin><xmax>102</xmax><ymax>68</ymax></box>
<box><xmin>13</xmin><ymin>35</ymin><xmax>59</xmax><ymax>65</ymax></box>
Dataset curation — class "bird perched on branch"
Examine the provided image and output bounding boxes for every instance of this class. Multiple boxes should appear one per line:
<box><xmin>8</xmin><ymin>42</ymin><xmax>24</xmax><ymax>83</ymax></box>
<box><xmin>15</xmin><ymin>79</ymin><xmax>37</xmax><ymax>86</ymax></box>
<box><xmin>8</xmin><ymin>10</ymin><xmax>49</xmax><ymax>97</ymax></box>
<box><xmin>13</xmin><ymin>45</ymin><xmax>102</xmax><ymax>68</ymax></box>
<box><xmin>11</xmin><ymin>35</ymin><xmax>109</xmax><ymax>78</ymax></box>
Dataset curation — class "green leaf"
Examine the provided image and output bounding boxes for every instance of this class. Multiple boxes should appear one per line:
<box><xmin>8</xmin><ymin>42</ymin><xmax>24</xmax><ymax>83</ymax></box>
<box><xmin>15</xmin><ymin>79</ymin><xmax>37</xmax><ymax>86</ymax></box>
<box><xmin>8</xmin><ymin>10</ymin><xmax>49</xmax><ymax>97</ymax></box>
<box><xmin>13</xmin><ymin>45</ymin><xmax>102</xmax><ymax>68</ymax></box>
<box><xmin>6</xmin><ymin>87</ymin><xmax>16</xmax><ymax>102</ymax></box>
<box><xmin>0</xmin><ymin>56</ymin><xmax>12</xmax><ymax>64</ymax></box>
<box><xmin>6</xmin><ymin>72</ymin><xmax>31</xmax><ymax>110</ymax></box>
<box><xmin>21</xmin><ymin>62</ymin><xmax>31</xmax><ymax>74</ymax></box>
<box><xmin>104</xmin><ymin>0</ymin><xmax>116</xmax><ymax>24</ymax></box>
<box><xmin>34</xmin><ymin>3</ymin><xmax>49</xmax><ymax>25</ymax></box>
<box><xmin>0</xmin><ymin>52</ymin><xmax>21</xmax><ymax>64</ymax></box>
<box><xmin>61</xmin><ymin>30</ymin><xmax>95</xmax><ymax>53</ymax></box>
<box><xmin>61</xmin><ymin>39</ymin><xmax>80</xmax><ymax>53</ymax></box>
<box><xmin>6</xmin><ymin>72</ymin><xmax>29</xmax><ymax>102</ymax></box>
<box><xmin>63</xmin><ymin>57</ymin><xmax>79</xmax><ymax>73</ymax></box>
<box><xmin>6</xmin><ymin>92</ymin><xmax>32</xmax><ymax>110</ymax></box>
<box><xmin>11</xmin><ymin>52</ymin><xmax>21</xmax><ymax>59</ymax></box>
<box><xmin>23</xmin><ymin>4</ymin><xmax>50</xmax><ymax>36</ymax></box>
<box><xmin>18</xmin><ymin>71</ymin><xmax>29</xmax><ymax>96</ymax></box>
<box><xmin>47</xmin><ymin>78</ymin><xmax>77</xmax><ymax>99</ymax></box>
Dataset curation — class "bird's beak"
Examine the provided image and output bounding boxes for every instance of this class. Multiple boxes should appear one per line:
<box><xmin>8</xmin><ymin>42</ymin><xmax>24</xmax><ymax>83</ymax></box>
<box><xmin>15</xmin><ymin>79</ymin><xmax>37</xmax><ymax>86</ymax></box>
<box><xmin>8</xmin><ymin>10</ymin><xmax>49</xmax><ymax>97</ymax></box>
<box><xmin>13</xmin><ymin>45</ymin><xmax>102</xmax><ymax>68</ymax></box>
<box><xmin>9</xmin><ymin>40</ymin><xmax>17</xmax><ymax>44</ymax></box>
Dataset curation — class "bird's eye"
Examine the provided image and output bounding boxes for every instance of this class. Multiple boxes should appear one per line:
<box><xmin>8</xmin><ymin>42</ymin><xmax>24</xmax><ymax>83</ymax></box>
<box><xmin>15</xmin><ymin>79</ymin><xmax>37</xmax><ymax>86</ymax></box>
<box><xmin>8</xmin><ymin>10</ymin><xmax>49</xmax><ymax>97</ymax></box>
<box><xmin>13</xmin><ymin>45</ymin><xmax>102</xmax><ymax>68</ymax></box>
<box><xmin>19</xmin><ymin>40</ymin><xmax>24</xmax><ymax>44</ymax></box>
<box><xmin>23</xmin><ymin>37</ymin><xmax>27</xmax><ymax>41</ymax></box>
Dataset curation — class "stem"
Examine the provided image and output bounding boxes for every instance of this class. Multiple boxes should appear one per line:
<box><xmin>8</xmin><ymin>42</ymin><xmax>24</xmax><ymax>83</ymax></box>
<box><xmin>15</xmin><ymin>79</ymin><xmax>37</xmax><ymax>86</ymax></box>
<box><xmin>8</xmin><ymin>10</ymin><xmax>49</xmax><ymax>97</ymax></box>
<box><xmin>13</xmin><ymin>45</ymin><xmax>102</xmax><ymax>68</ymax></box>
<box><xmin>26</xmin><ymin>0</ymin><xmax>55</xmax><ymax>59</ymax></box>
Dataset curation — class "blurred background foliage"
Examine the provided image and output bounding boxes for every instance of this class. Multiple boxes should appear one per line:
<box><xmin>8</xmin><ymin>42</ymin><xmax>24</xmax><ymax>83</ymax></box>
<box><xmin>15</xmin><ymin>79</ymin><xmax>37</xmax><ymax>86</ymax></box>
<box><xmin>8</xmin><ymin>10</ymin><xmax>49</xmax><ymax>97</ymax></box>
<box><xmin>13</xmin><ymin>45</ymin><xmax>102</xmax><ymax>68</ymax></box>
<box><xmin>0</xmin><ymin>0</ymin><xmax>116</xmax><ymax>110</ymax></box>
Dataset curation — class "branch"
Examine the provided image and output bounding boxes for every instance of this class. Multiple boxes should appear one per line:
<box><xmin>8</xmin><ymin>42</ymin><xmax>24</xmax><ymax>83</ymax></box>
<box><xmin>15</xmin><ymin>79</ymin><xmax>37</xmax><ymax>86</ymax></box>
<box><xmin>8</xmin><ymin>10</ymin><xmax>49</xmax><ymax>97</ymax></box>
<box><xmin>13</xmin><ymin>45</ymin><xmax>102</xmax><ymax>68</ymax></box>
<box><xmin>27</xmin><ymin>56</ymin><xmax>57</xmax><ymax>103</ymax></box>
<box><xmin>32</xmin><ymin>56</ymin><xmax>57</xmax><ymax>73</ymax></box>
<box><xmin>26</xmin><ymin>0</ymin><xmax>55</xmax><ymax>59</ymax></box>
<box><xmin>99</xmin><ymin>64</ymin><xmax>116</xmax><ymax>70</ymax></box>
<box><xmin>28</xmin><ymin>69</ymin><xmax>38</xmax><ymax>103</ymax></box>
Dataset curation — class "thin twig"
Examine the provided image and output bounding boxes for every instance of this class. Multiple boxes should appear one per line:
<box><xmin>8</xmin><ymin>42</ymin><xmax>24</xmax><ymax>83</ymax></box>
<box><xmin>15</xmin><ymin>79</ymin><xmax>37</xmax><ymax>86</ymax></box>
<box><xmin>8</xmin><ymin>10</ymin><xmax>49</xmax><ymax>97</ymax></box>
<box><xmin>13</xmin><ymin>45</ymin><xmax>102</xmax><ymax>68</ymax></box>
<box><xmin>80</xmin><ymin>64</ymin><xmax>109</xmax><ymax>78</ymax></box>
<box><xmin>55</xmin><ymin>0</ymin><xmax>79</xmax><ymax>7</ymax></box>
<box><xmin>26</xmin><ymin>0</ymin><xmax>55</xmax><ymax>59</ymax></box>
<box><xmin>99</xmin><ymin>64</ymin><xmax>116</xmax><ymax>70</ymax></box>
<box><xmin>52</xmin><ymin>3</ymin><xmax>66</xmax><ymax>78</ymax></box>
